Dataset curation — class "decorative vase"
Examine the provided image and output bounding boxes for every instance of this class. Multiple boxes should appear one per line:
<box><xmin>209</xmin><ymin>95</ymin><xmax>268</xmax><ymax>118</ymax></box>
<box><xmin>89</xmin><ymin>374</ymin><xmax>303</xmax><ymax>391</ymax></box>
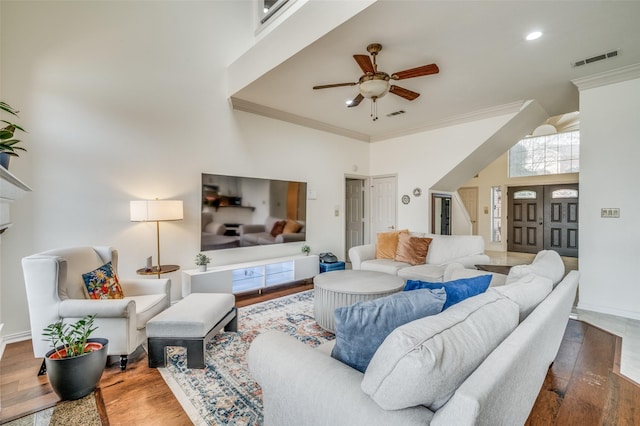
<box><xmin>198</xmin><ymin>264</ymin><xmax>207</xmax><ymax>272</ymax></box>
<box><xmin>45</xmin><ymin>338</ymin><xmax>108</xmax><ymax>401</ymax></box>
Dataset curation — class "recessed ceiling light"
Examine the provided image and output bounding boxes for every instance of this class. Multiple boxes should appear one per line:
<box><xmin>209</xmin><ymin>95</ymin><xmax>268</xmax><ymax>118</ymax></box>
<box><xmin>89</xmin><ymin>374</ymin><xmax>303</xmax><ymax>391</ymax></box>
<box><xmin>526</xmin><ymin>31</ymin><xmax>543</xmax><ymax>41</ymax></box>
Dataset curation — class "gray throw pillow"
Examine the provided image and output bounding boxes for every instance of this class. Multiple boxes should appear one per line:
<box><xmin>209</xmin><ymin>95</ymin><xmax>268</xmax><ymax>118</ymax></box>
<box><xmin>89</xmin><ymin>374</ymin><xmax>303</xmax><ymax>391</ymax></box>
<box><xmin>331</xmin><ymin>288</ymin><xmax>446</xmax><ymax>373</ymax></box>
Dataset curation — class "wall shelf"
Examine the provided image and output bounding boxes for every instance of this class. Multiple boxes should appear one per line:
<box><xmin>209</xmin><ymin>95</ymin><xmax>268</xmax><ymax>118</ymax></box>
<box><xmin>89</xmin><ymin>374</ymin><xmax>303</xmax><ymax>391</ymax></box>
<box><xmin>0</xmin><ymin>166</ymin><xmax>32</xmax><ymax>233</ymax></box>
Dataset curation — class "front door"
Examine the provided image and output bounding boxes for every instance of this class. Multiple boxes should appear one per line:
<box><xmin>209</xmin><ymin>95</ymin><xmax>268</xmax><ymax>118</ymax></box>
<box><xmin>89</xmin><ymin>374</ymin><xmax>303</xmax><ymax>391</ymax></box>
<box><xmin>507</xmin><ymin>186</ymin><xmax>544</xmax><ymax>254</ymax></box>
<box><xmin>345</xmin><ymin>178</ymin><xmax>365</xmax><ymax>261</ymax></box>
<box><xmin>507</xmin><ymin>184</ymin><xmax>579</xmax><ymax>257</ymax></box>
<box><xmin>544</xmin><ymin>184</ymin><xmax>579</xmax><ymax>257</ymax></box>
<box><xmin>370</xmin><ymin>175</ymin><xmax>397</xmax><ymax>241</ymax></box>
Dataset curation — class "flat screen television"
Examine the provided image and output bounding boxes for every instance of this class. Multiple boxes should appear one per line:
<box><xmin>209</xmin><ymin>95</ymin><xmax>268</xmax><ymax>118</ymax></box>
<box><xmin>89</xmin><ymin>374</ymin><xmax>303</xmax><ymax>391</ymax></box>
<box><xmin>201</xmin><ymin>173</ymin><xmax>307</xmax><ymax>251</ymax></box>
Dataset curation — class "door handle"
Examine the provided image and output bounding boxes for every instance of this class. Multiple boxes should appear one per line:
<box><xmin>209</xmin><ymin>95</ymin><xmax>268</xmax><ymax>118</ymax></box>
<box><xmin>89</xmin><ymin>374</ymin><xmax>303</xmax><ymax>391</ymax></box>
<box><xmin>389</xmin><ymin>225</ymin><xmax>395</xmax><ymax>230</ymax></box>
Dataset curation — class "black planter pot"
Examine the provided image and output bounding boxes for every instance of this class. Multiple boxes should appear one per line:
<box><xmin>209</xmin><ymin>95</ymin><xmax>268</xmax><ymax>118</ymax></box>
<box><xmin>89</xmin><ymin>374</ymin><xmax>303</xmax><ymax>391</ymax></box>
<box><xmin>45</xmin><ymin>338</ymin><xmax>109</xmax><ymax>401</ymax></box>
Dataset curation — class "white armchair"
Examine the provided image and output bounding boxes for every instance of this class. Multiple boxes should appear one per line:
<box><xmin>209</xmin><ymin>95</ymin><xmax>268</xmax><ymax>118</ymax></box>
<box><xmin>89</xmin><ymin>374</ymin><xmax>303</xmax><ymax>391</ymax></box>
<box><xmin>21</xmin><ymin>246</ymin><xmax>170</xmax><ymax>372</ymax></box>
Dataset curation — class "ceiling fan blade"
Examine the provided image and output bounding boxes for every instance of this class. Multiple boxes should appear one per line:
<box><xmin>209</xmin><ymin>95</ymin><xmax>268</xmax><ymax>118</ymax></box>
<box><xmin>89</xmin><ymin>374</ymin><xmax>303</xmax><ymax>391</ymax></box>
<box><xmin>313</xmin><ymin>82</ymin><xmax>357</xmax><ymax>90</ymax></box>
<box><xmin>389</xmin><ymin>85</ymin><xmax>420</xmax><ymax>101</ymax></box>
<box><xmin>353</xmin><ymin>54</ymin><xmax>375</xmax><ymax>74</ymax></box>
<box><xmin>347</xmin><ymin>93</ymin><xmax>364</xmax><ymax>108</ymax></box>
<box><xmin>391</xmin><ymin>63</ymin><xmax>439</xmax><ymax>80</ymax></box>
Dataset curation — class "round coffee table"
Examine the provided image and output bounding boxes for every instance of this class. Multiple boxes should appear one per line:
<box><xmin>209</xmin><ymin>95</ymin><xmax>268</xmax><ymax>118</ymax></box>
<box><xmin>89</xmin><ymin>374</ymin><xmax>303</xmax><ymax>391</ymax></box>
<box><xmin>313</xmin><ymin>270</ymin><xmax>405</xmax><ymax>333</ymax></box>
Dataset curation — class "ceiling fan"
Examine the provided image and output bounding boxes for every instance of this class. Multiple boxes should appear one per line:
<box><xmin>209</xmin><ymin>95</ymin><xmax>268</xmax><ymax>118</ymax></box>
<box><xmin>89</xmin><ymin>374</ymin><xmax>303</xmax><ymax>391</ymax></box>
<box><xmin>313</xmin><ymin>43</ymin><xmax>439</xmax><ymax>121</ymax></box>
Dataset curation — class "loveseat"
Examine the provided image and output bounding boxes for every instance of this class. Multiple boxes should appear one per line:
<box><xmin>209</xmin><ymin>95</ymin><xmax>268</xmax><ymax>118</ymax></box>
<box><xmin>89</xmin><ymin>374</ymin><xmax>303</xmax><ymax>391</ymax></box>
<box><xmin>248</xmin><ymin>251</ymin><xmax>579</xmax><ymax>425</ymax></box>
<box><xmin>349</xmin><ymin>232</ymin><xmax>490</xmax><ymax>282</ymax></box>
<box><xmin>239</xmin><ymin>216</ymin><xmax>305</xmax><ymax>246</ymax></box>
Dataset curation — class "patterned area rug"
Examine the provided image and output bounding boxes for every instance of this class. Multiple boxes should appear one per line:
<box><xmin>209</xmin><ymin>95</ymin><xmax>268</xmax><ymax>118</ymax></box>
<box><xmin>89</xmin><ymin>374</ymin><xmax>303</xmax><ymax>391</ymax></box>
<box><xmin>3</xmin><ymin>391</ymin><xmax>105</xmax><ymax>426</ymax></box>
<box><xmin>158</xmin><ymin>290</ymin><xmax>334</xmax><ymax>426</ymax></box>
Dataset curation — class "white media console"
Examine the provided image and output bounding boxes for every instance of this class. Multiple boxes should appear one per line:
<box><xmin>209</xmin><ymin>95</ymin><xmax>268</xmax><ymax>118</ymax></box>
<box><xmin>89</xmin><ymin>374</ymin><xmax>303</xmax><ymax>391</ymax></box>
<box><xmin>182</xmin><ymin>254</ymin><xmax>319</xmax><ymax>296</ymax></box>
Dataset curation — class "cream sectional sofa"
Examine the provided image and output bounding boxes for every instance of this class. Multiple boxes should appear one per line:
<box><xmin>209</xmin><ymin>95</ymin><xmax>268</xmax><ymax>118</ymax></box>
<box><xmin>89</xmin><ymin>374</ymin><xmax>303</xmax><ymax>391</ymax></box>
<box><xmin>249</xmin><ymin>252</ymin><xmax>578</xmax><ymax>425</ymax></box>
<box><xmin>349</xmin><ymin>233</ymin><xmax>490</xmax><ymax>282</ymax></box>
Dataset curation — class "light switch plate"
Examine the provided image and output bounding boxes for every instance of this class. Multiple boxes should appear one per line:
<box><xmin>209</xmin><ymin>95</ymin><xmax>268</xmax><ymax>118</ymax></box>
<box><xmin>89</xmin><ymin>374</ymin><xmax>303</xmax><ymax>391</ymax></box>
<box><xmin>601</xmin><ymin>208</ymin><xmax>620</xmax><ymax>218</ymax></box>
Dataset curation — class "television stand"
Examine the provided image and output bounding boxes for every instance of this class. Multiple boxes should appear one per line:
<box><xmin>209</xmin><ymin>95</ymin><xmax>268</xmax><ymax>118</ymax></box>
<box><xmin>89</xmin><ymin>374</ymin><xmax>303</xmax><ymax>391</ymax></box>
<box><xmin>182</xmin><ymin>254</ymin><xmax>319</xmax><ymax>297</ymax></box>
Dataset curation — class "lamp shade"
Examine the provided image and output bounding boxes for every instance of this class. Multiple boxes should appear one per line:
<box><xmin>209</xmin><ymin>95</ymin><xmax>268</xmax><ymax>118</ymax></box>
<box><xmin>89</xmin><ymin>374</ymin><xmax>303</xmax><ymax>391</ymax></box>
<box><xmin>130</xmin><ymin>200</ymin><xmax>183</xmax><ymax>222</ymax></box>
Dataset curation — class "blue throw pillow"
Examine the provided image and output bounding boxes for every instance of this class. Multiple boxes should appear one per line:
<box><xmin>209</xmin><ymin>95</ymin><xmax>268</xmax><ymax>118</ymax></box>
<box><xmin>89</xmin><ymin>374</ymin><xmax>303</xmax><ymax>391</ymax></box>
<box><xmin>404</xmin><ymin>275</ymin><xmax>492</xmax><ymax>309</ymax></box>
<box><xmin>331</xmin><ymin>288</ymin><xmax>446</xmax><ymax>373</ymax></box>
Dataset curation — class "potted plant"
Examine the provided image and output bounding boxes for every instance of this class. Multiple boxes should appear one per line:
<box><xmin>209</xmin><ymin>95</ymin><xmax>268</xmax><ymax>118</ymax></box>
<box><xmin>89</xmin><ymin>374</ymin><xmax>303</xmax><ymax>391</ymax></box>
<box><xmin>301</xmin><ymin>245</ymin><xmax>311</xmax><ymax>256</ymax></box>
<box><xmin>42</xmin><ymin>314</ymin><xmax>108</xmax><ymax>401</ymax></box>
<box><xmin>195</xmin><ymin>252</ymin><xmax>211</xmax><ymax>272</ymax></box>
<box><xmin>0</xmin><ymin>101</ymin><xmax>27</xmax><ymax>170</ymax></box>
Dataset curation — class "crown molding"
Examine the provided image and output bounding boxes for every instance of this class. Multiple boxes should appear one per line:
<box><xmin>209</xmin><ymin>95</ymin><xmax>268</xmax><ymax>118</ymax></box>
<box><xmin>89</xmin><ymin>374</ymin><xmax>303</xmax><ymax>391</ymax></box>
<box><xmin>230</xmin><ymin>97</ymin><xmax>371</xmax><ymax>142</ymax></box>
<box><xmin>572</xmin><ymin>63</ymin><xmax>640</xmax><ymax>91</ymax></box>
<box><xmin>231</xmin><ymin>97</ymin><xmax>526</xmax><ymax>143</ymax></box>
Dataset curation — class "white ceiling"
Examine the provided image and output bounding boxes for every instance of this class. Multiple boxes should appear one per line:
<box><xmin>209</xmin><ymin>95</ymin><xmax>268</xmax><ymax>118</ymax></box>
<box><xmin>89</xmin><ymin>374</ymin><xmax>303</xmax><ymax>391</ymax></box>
<box><xmin>231</xmin><ymin>1</ymin><xmax>640</xmax><ymax>142</ymax></box>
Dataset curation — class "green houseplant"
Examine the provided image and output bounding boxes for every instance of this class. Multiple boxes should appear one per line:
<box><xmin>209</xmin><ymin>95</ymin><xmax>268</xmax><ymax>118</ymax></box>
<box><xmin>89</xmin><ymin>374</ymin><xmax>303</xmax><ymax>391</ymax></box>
<box><xmin>0</xmin><ymin>101</ymin><xmax>27</xmax><ymax>169</ymax></box>
<box><xmin>301</xmin><ymin>245</ymin><xmax>311</xmax><ymax>256</ymax></box>
<box><xmin>195</xmin><ymin>252</ymin><xmax>211</xmax><ymax>272</ymax></box>
<box><xmin>42</xmin><ymin>314</ymin><xmax>108</xmax><ymax>401</ymax></box>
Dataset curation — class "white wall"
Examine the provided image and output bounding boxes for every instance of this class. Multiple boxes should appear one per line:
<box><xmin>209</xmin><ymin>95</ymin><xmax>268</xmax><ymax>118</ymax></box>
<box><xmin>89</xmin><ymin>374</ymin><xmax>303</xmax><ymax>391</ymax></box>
<box><xmin>0</xmin><ymin>1</ymin><xmax>370</xmax><ymax>338</ymax></box>
<box><xmin>369</xmin><ymin>114</ymin><xmax>516</xmax><ymax>233</ymax></box>
<box><xmin>577</xmin><ymin>76</ymin><xmax>640</xmax><ymax>320</ymax></box>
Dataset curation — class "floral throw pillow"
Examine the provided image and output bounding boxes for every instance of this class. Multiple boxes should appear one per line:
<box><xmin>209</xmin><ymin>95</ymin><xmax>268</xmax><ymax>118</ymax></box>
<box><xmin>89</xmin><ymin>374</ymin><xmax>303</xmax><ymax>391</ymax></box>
<box><xmin>82</xmin><ymin>262</ymin><xmax>125</xmax><ymax>300</ymax></box>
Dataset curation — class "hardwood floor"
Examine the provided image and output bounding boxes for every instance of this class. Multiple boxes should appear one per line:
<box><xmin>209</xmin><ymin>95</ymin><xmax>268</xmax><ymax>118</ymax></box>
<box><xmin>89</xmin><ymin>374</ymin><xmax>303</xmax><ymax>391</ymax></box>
<box><xmin>1</xmin><ymin>282</ymin><xmax>638</xmax><ymax>425</ymax></box>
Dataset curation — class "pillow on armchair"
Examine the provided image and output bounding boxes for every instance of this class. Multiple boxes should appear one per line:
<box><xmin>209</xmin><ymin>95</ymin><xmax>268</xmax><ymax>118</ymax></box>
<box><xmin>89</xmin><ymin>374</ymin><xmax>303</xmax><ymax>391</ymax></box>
<box><xmin>82</xmin><ymin>261</ymin><xmax>125</xmax><ymax>300</ymax></box>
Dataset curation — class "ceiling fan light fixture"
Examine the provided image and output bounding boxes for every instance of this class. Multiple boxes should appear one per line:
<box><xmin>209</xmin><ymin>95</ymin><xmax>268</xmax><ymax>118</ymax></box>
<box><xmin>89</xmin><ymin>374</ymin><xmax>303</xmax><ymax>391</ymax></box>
<box><xmin>359</xmin><ymin>79</ymin><xmax>390</xmax><ymax>99</ymax></box>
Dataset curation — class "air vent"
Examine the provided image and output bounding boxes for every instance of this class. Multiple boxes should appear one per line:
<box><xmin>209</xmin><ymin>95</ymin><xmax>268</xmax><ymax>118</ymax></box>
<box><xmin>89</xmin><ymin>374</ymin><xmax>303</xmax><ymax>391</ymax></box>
<box><xmin>572</xmin><ymin>49</ymin><xmax>620</xmax><ymax>67</ymax></box>
<box><xmin>386</xmin><ymin>110</ymin><xmax>406</xmax><ymax>117</ymax></box>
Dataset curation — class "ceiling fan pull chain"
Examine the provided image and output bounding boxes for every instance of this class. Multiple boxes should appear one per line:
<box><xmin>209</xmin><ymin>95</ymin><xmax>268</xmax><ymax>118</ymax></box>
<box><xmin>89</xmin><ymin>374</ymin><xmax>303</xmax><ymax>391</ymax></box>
<box><xmin>371</xmin><ymin>97</ymin><xmax>378</xmax><ymax>121</ymax></box>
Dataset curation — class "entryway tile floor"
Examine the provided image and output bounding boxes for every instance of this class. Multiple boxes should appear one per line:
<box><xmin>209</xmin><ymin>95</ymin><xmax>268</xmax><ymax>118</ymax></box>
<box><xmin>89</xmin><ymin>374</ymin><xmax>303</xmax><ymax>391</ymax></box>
<box><xmin>486</xmin><ymin>251</ymin><xmax>640</xmax><ymax>384</ymax></box>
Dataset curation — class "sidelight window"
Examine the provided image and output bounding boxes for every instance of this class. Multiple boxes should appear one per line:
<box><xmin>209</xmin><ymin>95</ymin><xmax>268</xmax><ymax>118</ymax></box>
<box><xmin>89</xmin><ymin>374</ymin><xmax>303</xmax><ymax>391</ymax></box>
<box><xmin>509</xmin><ymin>130</ymin><xmax>580</xmax><ymax>177</ymax></box>
<box><xmin>491</xmin><ymin>186</ymin><xmax>502</xmax><ymax>242</ymax></box>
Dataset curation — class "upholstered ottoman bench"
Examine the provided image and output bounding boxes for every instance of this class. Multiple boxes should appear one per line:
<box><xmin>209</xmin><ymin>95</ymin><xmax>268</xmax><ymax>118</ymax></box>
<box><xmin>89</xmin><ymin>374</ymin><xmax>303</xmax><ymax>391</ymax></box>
<box><xmin>147</xmin><ymin>293</ymin><xmax>237</xmax><ymax>369</ymax></box>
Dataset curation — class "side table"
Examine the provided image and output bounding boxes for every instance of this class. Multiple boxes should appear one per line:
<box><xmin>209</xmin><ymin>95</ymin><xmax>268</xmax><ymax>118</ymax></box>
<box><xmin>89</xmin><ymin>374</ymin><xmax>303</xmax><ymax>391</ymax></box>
<box><xmin>137</xmin><ymin>264</ymin><xmax>180</xmax><ymax>279</ymax></box>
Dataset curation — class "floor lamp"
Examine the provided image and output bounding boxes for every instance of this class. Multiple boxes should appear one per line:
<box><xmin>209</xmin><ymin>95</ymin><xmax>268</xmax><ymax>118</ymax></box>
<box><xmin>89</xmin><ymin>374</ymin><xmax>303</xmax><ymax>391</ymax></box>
<box><xmin>130</xmin><ymin>199</ymin><xmax>183</xmax><ymax>278</ymax></box>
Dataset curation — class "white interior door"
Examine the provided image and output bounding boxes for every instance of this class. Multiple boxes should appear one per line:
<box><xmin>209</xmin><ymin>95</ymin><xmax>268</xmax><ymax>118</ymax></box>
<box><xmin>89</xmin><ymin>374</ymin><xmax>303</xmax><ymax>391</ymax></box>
<box><xmin>345</xmin><ymin>178</ymin><xmax>364</xmax><ymax>261</ymax></box>
<box><xmin>459</xmin><ymin>187</ymin><xmax>479</xmax><ymax>235</ymax></box>
<box><xmin>370</xmin><ymin>175</ymin><xmax>397</xmax><ymax>241</ymax></box>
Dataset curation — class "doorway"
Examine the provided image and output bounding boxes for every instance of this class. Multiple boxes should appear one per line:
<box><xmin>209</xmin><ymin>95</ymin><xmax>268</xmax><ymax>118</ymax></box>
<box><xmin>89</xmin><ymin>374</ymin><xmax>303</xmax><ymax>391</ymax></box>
<box><xmin>345</xmin><ymin>178</ymin><xmax>365</xmax><ymax>261</ymax></box>
<box><xmin>507</xmin><ymin>184</ymin><xmax>578</xmax><ymax>257</ymax></box>
<box><xmin>431</xmin><ymin>193</ymin><xmax>452</xmax><ymax>235</ymax></box>
<box><xmin>458</xmin><ymin>187</ymin><xmax>479</xmax><ymax>235</ymax></box>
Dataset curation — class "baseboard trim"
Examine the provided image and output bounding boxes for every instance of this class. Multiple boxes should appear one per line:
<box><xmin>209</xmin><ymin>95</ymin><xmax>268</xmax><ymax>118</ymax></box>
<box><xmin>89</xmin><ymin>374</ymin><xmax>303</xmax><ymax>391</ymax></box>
<box><xmin>3</xmin><ymin>330</ymin><xmax>32</xmax><ymax>345</ymax></box>
<box><xmin>576</xmin><ymin>302</ymin><xmax>640</xmax><ymax>321</ymax></box>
